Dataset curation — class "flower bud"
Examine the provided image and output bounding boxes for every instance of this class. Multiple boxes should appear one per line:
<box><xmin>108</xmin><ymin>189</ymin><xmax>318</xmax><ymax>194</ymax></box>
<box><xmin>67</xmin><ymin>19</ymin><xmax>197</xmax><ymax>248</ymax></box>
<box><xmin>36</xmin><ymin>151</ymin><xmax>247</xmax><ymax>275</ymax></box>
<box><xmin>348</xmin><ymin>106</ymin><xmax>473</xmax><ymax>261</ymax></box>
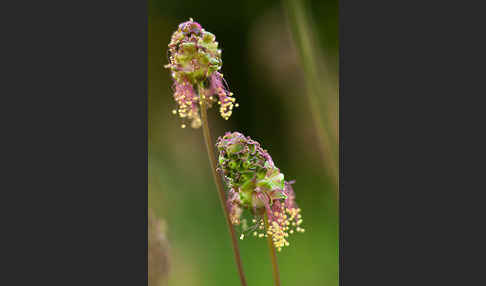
<box><xmin>148</xmin><ymin>209</ymin><xmax>169</xmax><ymax>286</ymax></box>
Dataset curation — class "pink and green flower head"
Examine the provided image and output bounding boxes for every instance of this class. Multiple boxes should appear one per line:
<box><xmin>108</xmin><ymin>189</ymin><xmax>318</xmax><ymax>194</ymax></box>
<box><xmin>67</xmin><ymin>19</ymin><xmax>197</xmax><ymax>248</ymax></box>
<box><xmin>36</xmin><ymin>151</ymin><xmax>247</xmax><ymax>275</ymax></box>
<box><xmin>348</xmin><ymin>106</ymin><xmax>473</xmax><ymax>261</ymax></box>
<box><xmin>165</xmin><ymin>18</ymin><xmax>237</xmax><ymax>128</ymax></box>
<box><xmin>216</xmin><ymin>132</ymin><xmax>305</xmax><ymax>251</ymax></box>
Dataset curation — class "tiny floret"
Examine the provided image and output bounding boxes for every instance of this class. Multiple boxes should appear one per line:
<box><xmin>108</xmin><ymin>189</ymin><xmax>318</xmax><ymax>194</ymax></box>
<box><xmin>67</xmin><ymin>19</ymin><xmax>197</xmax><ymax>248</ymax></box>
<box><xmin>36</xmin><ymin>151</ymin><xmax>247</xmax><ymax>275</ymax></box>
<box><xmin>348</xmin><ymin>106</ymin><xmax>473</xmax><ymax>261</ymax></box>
<box><xmin>165</xmin><ymin>18</ymin><xmax>237</xmax><ymax>128</ymax></box>
<box><xmin>216</xmin><ymin>132</ymin><xmax>305</xmax><ymax>251</ymax></box>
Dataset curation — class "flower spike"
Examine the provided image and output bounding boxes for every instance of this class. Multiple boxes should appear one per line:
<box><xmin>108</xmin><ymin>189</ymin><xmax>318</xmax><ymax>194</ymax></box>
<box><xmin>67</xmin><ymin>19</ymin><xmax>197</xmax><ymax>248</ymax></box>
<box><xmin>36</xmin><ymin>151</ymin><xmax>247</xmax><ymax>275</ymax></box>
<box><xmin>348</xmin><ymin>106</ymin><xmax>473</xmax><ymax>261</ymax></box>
<box><xmin>165</xmin><ymin>18</ymin><xmax>237</xmax><ymax>128</ymax></box>
<box><xmin>216</xmin><ymin>132</ymin><xmax>305</xmax><ymax>251</ymax></box>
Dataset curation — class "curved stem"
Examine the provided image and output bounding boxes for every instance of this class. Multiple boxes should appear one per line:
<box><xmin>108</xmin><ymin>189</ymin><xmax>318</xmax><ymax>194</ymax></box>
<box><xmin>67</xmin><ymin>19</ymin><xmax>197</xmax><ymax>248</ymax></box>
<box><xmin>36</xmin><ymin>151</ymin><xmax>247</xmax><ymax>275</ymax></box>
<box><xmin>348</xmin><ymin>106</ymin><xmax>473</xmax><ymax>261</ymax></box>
<box><xmin>283</xmin><ymin>0</ymin><xmax>339</xmax><ymax>200</ymax></box>
<box><xmin>265</xmin><ymin>214</ymin><xmax>281</xmax><ymax>286</ymax></box>
<box><xmin>199</xmin><ymin>97</ymin><xmax>248</xmax><ymax>286</ymax></box>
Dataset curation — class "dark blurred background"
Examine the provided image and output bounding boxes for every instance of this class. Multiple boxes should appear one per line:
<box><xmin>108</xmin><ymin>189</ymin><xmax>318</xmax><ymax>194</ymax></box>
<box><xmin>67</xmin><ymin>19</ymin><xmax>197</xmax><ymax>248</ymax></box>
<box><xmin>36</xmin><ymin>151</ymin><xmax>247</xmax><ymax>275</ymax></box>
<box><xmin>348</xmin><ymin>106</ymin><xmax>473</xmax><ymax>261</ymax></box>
<box><xmin>148</xmin><ymin>0</ymin><xmax>338</xmax><ymax>285</ymax></box>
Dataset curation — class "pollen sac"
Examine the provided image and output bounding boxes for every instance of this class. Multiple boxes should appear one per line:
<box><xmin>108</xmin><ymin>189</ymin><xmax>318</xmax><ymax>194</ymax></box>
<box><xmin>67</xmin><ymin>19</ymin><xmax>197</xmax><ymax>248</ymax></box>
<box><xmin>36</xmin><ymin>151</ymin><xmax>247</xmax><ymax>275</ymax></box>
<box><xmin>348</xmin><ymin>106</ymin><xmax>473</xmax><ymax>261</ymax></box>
<box><xmin>216</xmin><ymin>132</ymin><xmax>305</xmax><ymax>250</ymax></box>
<box><xmin>165</xmin><ymin>18</ymin><xmax>237</xmax><ymax>128</ymax></box>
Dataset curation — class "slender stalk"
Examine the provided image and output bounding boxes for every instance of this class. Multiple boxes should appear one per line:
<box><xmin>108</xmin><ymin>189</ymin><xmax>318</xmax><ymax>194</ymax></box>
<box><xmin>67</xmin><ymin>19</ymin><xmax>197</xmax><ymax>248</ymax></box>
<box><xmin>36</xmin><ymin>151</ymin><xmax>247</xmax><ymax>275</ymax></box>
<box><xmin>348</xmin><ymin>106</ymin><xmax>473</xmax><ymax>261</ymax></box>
<box><xmin>199</xmin><ymin>95</ymin><xmax>248</xmax><ymax>286</ymax></box>
<box><xmin>283</xmin><ymin>0</ymin><xmax>339</xmax><ymax>199</ymax></box>
<box><xmin>265</xmin><ymin>214</ymin><xmax>281</xmax><ymax>286</ymax></box>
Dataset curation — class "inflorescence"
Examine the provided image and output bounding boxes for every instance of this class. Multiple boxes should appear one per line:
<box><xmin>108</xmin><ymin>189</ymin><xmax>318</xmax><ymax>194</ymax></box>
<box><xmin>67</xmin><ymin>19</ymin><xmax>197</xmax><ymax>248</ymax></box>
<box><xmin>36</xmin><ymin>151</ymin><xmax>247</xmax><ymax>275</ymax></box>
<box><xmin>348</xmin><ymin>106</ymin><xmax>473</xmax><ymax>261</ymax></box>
<box><xmin>165</xmin><ymin>18</ymin><xmax>237</xmax><ymax>128</ymax></box>
<box><xmin>216</xmin><ymin>132</ymin><xmax>305</xmax><ymax>251</ymax></box>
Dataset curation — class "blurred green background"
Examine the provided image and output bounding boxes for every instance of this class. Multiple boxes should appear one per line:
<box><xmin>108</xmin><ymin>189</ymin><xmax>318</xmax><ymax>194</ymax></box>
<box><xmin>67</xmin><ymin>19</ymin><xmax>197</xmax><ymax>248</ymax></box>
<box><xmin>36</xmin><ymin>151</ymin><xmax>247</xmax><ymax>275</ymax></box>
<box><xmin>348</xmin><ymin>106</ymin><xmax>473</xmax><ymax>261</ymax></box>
<box><xmin>148</xmin><ymin>0</ymin><xmax>338</xmax><ymax>285</ymax></box>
